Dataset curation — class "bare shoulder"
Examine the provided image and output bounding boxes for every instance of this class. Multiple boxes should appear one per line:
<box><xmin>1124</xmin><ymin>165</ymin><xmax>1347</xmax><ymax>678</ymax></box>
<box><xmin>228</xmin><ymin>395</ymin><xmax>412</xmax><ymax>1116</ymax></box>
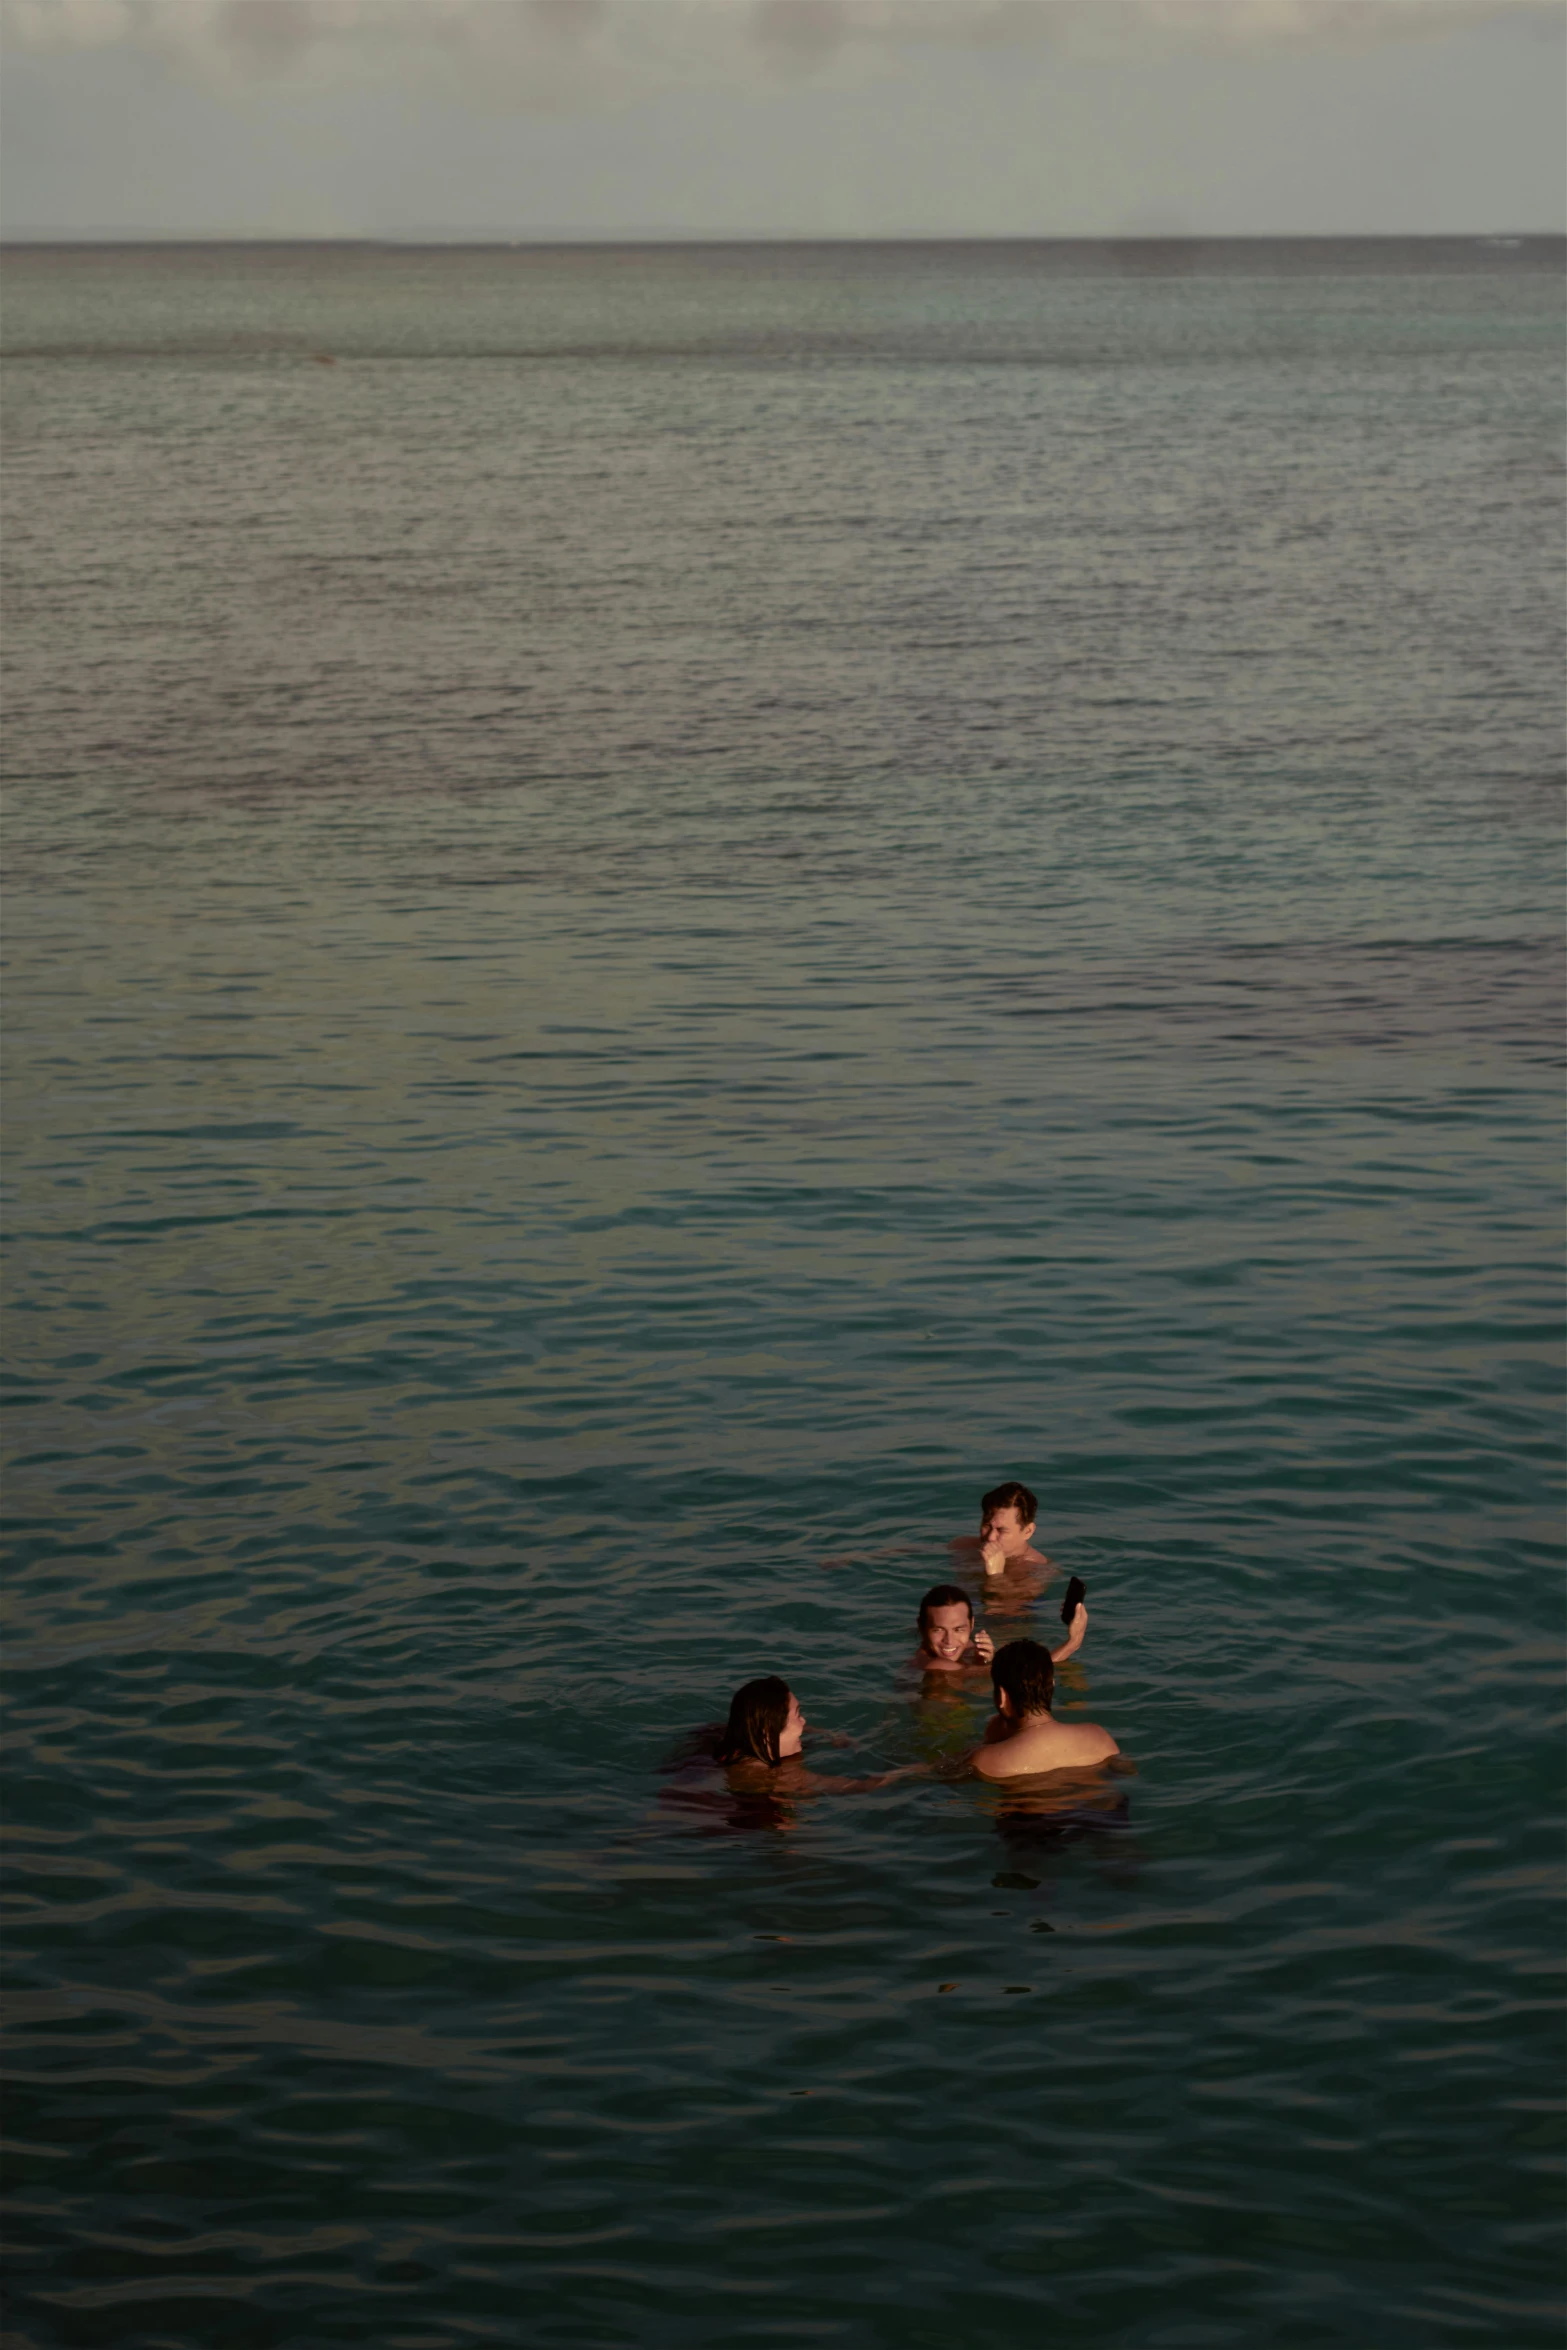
<box><xmin>971</xmin><ymin>1719</ymin><xmax>1118</xmax><ymax>1780</ymax></box>
<box><xmin>1059</xmin><ymin>1719</ymin><xmax>1119</xmax><ymax>1764</ymax></box>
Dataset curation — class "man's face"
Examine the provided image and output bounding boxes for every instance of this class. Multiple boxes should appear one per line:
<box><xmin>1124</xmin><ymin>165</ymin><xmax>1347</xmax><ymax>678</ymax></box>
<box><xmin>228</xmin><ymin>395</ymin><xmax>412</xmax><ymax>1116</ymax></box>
<box><xmin>920</xmin><ymin>1600</ymin><xmax>974</xmax><ymax>1663</ymax></box>
<box><xmin>980</xmin><ymin>1503</ymin><xmax>1034</xmax><ymax>1557</ymax></box>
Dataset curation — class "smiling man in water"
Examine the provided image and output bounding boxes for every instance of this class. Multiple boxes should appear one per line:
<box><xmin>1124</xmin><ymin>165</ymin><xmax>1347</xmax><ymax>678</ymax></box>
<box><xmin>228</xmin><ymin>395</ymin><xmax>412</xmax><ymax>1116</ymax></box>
<box><xmin>910</xmin><ymin>1581</ymin><xmax>1087</xmax><ymax>1678</ymax></box>
<box><xmin>910</xmin><ymin>1583</ymin><xmax>996</xmax><ymax>1677</ymax></box>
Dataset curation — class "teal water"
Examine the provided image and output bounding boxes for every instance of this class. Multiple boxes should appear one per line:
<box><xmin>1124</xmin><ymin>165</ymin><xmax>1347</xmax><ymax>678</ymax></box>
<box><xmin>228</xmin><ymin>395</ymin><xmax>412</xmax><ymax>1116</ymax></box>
<box><xmin>2</xmin><ymin>241</ymin><xmax>1563</xmax><ymax>2348</ymax></box>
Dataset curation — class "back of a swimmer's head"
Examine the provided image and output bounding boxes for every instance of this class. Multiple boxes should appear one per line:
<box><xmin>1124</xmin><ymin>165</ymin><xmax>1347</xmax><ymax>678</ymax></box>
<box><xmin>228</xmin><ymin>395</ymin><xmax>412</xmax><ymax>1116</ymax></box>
<box><xmin>990</xmin><ymin>1639</ymin><xmax>1054</xmax><ymax>1717</ymax></box>
<box><xmin>719</xmin><ymin>1674</ymin><xmax>792</xmax><ymax>1766</ymax></box>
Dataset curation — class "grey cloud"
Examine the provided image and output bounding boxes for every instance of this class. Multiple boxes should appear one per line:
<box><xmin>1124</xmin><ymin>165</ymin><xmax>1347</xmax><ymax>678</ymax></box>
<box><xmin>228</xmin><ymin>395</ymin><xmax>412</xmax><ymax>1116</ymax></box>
<box><xmin>2</xmin><ymin>0</ymin><xmax>1559</xmax><ymax>112</ymax></box>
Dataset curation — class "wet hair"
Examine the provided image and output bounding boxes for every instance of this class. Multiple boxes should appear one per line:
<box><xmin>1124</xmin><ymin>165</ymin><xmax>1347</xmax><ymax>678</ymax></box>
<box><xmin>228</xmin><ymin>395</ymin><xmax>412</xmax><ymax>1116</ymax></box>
<box><xmin>918</xmin><ymin>1582</ymin><xmax>975</xmax><ymax>1634</ymax></box>
<box><xmin>717</xmin><ymin>1676</ymin><xmax>793</xmax><ymax>1766</ymax></box>
<box><xmin>982</xmin><ymin>1479</ymin><xmax>1038</xmax><ymax>1527</ymax></box>
<box><xmin>991</xmin><ymin>1639</ymin><xmax>1055</xmax><ymax>1717</ymax></box>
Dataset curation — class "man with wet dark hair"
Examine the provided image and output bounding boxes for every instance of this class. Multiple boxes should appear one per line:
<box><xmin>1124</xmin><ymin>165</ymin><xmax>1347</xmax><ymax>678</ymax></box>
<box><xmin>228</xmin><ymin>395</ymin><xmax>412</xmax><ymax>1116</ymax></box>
<box><xmin>969</xmin><ymin>1639</ymin><xmax>1119</xmax><ymax>1780</ymax></box>
<box><xmin>910</xmin><ymin>1581</ymin><xmax>1085</xmax><ymax>1677</ymax></box>
<box><xmin>978</xmin><ymin>1480</ymin><xmax>1045</xmax><ymax>1571</ymax></box>
<box><xmin>953</xmin><ymin>1477</ymin><xmax>1086</xmax><ymax>1646</ymax></box>
<box><xmin>911</xmin><ymin>1583</ymin><xmax>996</xmax><ymax>1675</ymax></box>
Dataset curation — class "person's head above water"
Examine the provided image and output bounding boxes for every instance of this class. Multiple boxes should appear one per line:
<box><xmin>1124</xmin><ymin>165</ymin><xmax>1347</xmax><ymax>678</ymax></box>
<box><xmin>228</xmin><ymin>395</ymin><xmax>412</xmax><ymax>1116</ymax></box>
<box><xmin>717</xmin><ymin>1676</ymin><xmax>805</xmax><ymax>1766</ymax></box>
<box><xmin>990</xmin><ymin>1639</ymin><xmax>1055</xmax><ymax>1719</ymax></box>
<box><xmin>917</xmin><ymin>1582</ymin><xmax>976</xmax><ymax>1663</ymax></box>
<box><xmin>980</xmin><ymin>1481</ymin><xmax>1038</xmax><ymax>1555</ymax></box>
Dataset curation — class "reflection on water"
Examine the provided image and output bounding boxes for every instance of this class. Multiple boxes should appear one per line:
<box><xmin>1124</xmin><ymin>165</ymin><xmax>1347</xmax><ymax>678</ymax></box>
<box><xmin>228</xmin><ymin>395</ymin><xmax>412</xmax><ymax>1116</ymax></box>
<box><xmin>660</xmin><ymin>1780</ymin><xmax>808</xmax><ymax>1837</ymax></box>
<box><xmin>2</xmin><ymin>241</ymin><xmax>1562</xmax><ymax>2349</ymax></box>
<box><xmin>989</xmin><ymin>1774</ymin><xmax>1139</xmax><ymax>1861</ymax></box>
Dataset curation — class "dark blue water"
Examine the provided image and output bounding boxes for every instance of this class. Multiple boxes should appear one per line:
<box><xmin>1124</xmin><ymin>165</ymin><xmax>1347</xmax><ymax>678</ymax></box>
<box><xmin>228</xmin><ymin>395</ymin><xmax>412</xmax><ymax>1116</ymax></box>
<box><xmin>2</xmin><ymin>239</ymin><xmax>1563</xmax><ymax>2349</ymax></box>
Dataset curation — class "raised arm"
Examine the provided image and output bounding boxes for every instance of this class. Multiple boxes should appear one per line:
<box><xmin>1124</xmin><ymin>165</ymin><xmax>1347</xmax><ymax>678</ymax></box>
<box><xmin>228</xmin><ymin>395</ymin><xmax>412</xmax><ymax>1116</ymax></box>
<box><xmin>1050</xmin><ymin>1601</ymin><xmax>1087</xmax><ymax>1665</ymax></box>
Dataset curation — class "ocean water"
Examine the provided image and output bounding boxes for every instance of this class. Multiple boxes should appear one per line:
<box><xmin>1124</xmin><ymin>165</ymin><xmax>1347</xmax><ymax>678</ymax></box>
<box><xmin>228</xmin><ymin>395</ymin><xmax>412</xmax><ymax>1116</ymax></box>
<box><xmin>1</xmin><ymin>239</ymin><xmax>1562</xmax><ymax>2350</ymax></box>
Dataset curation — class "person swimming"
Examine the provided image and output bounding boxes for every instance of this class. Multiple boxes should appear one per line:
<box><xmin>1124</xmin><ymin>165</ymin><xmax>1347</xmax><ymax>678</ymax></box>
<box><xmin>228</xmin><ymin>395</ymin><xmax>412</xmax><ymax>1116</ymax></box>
<box><xmin>908</xmin><ymin>1584</ymin><xmax>996</xmax><ymax>1676</ymax></box>
<box><xmin>969</xmin><ymin>1639</ymin><xmax>1119</xmax><ymax>1781</ymax></box>
<box><xmin>948</xmin><ymin>1478</ymin><xmax>1058</xmax><ymax>1623</ymax></box>
<box><xmin>948</xmin><ymin>1479</ymin><xmax>1093</xmax><ymax>1648</ymax></box>
<box><xmin>973</xmin><ymin>1480</ymin><xmax>1049</xmax><ymax>1576</ymax></box>
<box><xmin>910</xmin><ymin>1580</ymin><xmax>1087</xmax><ymax>1677</ymax></box>
<box><xmin>714</xmin><ymin>1676</ymin><xmax>922</xmax><ymax>1794</ymax></box>
<box><xmin>716</xmin><ymin>1675</ymin><xmax>804</xmax><ymax>1764</ymax></box>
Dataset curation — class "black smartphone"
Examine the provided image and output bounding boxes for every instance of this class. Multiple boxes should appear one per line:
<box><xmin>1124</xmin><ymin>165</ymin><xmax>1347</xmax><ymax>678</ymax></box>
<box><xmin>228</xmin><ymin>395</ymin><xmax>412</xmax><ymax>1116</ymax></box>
<box><xmin>1060</xmin><ymin>1575</ymin><xmax>1086</xmax><ymax>1626</ymax></box>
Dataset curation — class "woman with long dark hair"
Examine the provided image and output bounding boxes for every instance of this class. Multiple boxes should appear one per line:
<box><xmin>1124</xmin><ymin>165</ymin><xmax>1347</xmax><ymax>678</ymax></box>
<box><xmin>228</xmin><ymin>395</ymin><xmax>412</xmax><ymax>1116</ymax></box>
<box><xmin>710</xmin><ymin>1677</ymin><xmax>921</xmax><ymax>1796</ymax></box>
<box><xmin>716</xmin><ymin>1676</ymin><xmax>802</xmax><ymax>1766</ymax></box>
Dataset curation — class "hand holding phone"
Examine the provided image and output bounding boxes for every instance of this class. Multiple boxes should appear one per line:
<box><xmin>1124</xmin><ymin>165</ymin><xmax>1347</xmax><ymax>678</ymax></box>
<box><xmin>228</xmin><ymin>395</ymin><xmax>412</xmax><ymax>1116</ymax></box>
<box><xmin>1060</xmin><ymin>1574</ymin><xmax>1086</xmax><ymax>1627</ymax></box>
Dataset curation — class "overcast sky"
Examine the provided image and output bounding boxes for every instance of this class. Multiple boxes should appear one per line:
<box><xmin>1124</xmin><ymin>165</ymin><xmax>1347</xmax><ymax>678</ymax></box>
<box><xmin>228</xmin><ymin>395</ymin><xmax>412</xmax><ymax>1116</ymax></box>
<box><xmin>2</xmin><ymin>1</ymin><xmax>1562</xmax><ymax>240</ymax></box>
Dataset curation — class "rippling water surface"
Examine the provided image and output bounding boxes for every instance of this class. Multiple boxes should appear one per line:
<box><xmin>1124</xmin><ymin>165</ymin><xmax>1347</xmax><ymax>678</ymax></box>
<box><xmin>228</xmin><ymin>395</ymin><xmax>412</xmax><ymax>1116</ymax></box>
<box><xmin>2</xmin><ymin>240</ymin><xmax>1563</xmax><ymax>2348</ymax></box>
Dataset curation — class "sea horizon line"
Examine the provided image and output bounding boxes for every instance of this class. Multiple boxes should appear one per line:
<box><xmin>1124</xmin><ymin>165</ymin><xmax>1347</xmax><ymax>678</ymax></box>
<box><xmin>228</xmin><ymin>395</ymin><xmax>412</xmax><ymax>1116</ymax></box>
<box><xmin>3</xmin><ymin>229</ymin><xmax>1562</xmax><ymax>251</ymax></box>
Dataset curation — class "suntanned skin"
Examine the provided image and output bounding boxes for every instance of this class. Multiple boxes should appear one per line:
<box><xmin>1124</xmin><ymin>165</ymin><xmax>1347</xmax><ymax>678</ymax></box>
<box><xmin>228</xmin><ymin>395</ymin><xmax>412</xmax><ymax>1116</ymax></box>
<box><xmin>723</xmin><ymin>1693</ymin><xmax>926</xmax><ymax>1796</ymax></box>
<box><xmin>909</xmin><ymin>1599</ymin><xmax>997</xmax><ymax>1676</ymax></box>
<box><xmin>969</xmin><ymin>1688</ymin><xmax>1119</xmax><ymax>1781</ymax></box>
<box><xmin>1052</xmin><ymin>1602</ymin><xmax>1088</xmax><ymax>1664</ymax></box>
<box><xmin>978</xmin><ymin>1500</ymin><xmax>1049</xmax><ymax>1572</ymax></box>
<box><xmin>952</xmin><ymin>1500</ymin><xmax>1049</xmax><ymax>1571</ymax></box>
<box><xmin>951</xmin><ymin>1498</ymin><xmax>1092</xmax><ymax>1655</ymax></box>
<box><xmin>909</xmin><ymin>1597</ymin><xmax>1085</xmax><ymax>1676</ymax></box>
